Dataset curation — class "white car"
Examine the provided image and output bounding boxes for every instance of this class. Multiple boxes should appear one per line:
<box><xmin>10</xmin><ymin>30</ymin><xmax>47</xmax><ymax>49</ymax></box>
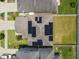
<box><xmin>0</xmin><ymin>54</ymin><xmax>12</xmax><ymax>59</ymax></box>
<box><xmin>0</xmin><ymin>54</ymin><xmax>8</xmax><ymax>59</ymax></box>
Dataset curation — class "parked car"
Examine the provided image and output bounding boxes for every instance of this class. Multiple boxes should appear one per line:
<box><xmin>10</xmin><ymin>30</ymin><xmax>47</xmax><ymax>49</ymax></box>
<box><xmin>12</xmin><ymin>54</ymin><xmax>16</xmax><ymax>59</ymax></box>
<box><xmin>0</xmin><ymin>54</ymin><xmax>8</xmax><ymax>59</ymax></box>
<box><xmin>0</xmin><ymin>53</ymin><xmax>16</xmax><ymax>59</ymax></box>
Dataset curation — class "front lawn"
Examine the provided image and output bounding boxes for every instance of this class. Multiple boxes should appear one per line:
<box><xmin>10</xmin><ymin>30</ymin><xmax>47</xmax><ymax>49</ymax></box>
<box><xmin>8</xmin><ymin>30</ymin><xmax>28</xmax><ymax>48</ymax></box>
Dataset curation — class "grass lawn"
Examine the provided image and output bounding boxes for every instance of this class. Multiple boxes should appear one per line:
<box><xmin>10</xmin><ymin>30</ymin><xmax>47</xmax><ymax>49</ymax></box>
<box><xmin>54</xmin><ymin>46</ymin><xmax>76</xmax><ymax>59</ymax></box>
<box><xmin>8</xmin><ymin>12</ymin><xmax>19</xmax><ymax>21</ymax></box>
<box><xmin>58</xmin><ymin>0</ymin><xmax>77</xmax><ymax>14</ymax></box>
<box><xmin>8</xmin><ymin>30</ymin><xmax>28</xmax><ymax>49</ymax></box>
<box><xmin>53</xmin><ymin>16</ymin><xmax>76</xmax><ymax>44</ymax></box>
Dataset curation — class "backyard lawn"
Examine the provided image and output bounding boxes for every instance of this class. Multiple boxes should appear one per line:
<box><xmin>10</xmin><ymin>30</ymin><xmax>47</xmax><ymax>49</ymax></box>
<box><xmin>58</xmin><ymin>0</ymin><xmax>77</xmax><ymax>14</ymax></box>
<box><xmin>8</xmin><ymin>30</ymin><xmax>28</xmax><ymax>48</ymax></box>
<box><xmin>54</xmin><ymin>46</ymin><xmax>76</xmax><ymax>59</ymax></box>
<box><xmin>53</xmin><ymin>16</ymin><xmax>76</xmax><ymax>44</ymax></box>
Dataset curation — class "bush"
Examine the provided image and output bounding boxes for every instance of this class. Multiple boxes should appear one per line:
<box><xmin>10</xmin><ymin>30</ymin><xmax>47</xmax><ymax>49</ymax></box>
<box><xmin>70</xmin><ymin>2</ymin><xmax>76</xmax><ymax>8</ymax></box>
<box><xmin>0</xmin><ymin>13</ymin><xmax>4</xmax><ymax>17</ymax></box>
<box><xmin>0</xmin><ymin>33</ymin><xmax>5</xmax><ymax>40</ymax></box>
<box><xmin>16</xmin><ymin>35</ymin><xmax>22</xmax><ymax>40</ymax></box>
<box><xmin>0</xmin><ymin>0</ymin><xmax>5</xmax><ymax>2</ymax></box>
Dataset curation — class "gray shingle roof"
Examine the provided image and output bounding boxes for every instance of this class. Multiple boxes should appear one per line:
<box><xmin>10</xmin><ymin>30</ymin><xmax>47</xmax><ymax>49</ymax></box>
<box><xmin>17</xmin><ymin>0</ymin><xmax>58</xmax><ymax>13</ymax></box>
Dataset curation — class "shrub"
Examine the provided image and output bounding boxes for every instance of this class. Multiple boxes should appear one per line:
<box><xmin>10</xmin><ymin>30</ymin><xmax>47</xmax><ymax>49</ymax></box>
<box><xmin>0</xmin><ymin>0</ymin><xmax>5</xmax><ymax>2</ymax></box>
<box><xmin>16</xmin><ymin>35</ymin><xmax>22</xmax><ymax>40</ymax></box>
<box><xmin>0</xmin><ymin>33</ymin><xmax>5</xmax><ymax>40</ymax></box>
<box><xmin>70</xmin><ymin>2</ymin><xmax>76</xmax><ymax>8</ymax></box>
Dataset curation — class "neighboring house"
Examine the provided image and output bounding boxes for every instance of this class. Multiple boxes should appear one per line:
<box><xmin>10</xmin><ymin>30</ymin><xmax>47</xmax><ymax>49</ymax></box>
<box><xmin>17</xmin><ymin>0</ymin><xmax>59</xmax><ymax>13</ymax></box>
<box><xmin>16</xmin><ymin>46</ymin><xmax>55</xmax><ymax>59</ymax></box>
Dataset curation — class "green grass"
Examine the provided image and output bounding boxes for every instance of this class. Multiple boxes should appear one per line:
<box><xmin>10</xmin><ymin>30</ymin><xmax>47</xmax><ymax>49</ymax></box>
<box><xmin>54</xmin><ymin>46</ymin><xmax>76</xmax><ymax>59</ymax></box>
<box><xmin>8</xmin><ymin>30</ymin><xmax>28</xmax><ymax>48</ymax></box>
<box><xmin>58</xmin><ymin>0</ymin><xmax>77</xmax><ymax>14</ymax></box>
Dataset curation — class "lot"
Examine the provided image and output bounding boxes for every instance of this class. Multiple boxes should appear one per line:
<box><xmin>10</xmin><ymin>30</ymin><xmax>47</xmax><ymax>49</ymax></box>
<box><xmin>54</xmin><ymin>46</ymin><xmax>76</xmax><ymax>59</ymax></box>
<box><xmin>53</xmin><ymin>16</ymin><xmax>76</xmax><ymax>44</ymax></box>
<box><xmin>58</xmin><ymin>0</ymin><xmax>77</xmax><ymax>14</ymax></box>
<box><xmin>8</xmin><ymin>30</ymin><xmax>28</xmax><ymax>48</ymax></box>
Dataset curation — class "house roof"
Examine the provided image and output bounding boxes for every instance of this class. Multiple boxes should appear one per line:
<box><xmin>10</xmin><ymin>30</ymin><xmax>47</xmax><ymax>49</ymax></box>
<box><xmin>17</xmin><ymin>0</ymin><xmax>58</xmax><ymax>13</ymax></box>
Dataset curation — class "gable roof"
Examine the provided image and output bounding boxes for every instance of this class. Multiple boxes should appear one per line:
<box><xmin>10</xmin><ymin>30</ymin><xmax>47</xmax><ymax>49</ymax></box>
<box><xmin>17</xmin><ymin>0</ymin><xmax>58</xmax><ymax>13</ymax></box>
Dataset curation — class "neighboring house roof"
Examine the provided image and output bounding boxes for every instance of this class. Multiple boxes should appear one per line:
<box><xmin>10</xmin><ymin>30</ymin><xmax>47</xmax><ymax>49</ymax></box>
<box><xmin>17</xmin><ymin>0</ymin><xmax>58</xmax><ymax>13</ymax></box>
<box><xmin>16</xmin><ymin>47</ymin><xmax>54</xmax><ymax>59</ymax></box>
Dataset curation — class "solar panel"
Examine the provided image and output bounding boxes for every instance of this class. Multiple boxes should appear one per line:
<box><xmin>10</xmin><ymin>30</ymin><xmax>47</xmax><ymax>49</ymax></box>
<box><xmin>35</xmin><ymin>17</ymin><xmax>38</xmax><ymax>21</ymax></box>
<box><xmin>45</xmin><ymin>25</ymin><xmax>49</xmax><ymax>35</ymax></box>
<box><xmin>35</xmin><ymin>17</ymin><xmax>42</xmax><ymax>23</ymax></box>
<box><xmin>32</xmin><ymin>42</ymin><xmax>38</xmax><ymax>46</ymax></box>
<box><xmin>32</xmin><ymin>27</ymin><xmax>36</xmax><ymax>37</ymax></box>
<box><xmin>37</xmin><ymin>39</ymin><xmax>43</xmax><ymax>46</ymax></box>
<box><xmin>49</xmin><ymin>36</ymin><xmax>53</xmax><ymax>41</ymax></box>
<box><xmin>37</xmin><ymin>17</ymin><xmax>42</xmax><ymax>23</ymax></box>
<box><xmin>28</xmin><ymin>21</ymin><xmax>32</xmax><ymax>34</ymax></box>
<box><xmin>49</xmin><ymin>22</ymin><xmax>53</xmax><ymax>35</ymax></box>
<box><xmin>45</xmin><ymin>24</ymin><xmax>52</xmax><ymax>35</ymax></box>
